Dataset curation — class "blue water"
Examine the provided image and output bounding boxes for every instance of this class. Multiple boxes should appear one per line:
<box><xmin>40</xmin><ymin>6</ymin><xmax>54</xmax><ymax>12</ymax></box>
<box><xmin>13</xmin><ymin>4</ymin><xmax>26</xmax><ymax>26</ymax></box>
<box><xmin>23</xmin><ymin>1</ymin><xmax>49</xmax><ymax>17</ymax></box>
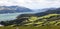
<box><xmin>0</xmin><ymin>12</ymin><xmax>37</xmax><ymax>21</ymax></box>
<box><xmin>0</xmin><ymin>13</ymin><xmax>21</xmax><ymax>21</ymax></box>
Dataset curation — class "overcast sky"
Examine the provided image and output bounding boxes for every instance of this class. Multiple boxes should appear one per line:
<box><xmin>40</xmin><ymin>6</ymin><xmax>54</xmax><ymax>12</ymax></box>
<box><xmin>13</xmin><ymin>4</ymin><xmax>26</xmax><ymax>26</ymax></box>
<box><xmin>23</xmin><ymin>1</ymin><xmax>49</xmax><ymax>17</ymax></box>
<box><xmin>0</xmin><ymin>0</ymin><xmax>60</xmax><ymax>9</ymax></box>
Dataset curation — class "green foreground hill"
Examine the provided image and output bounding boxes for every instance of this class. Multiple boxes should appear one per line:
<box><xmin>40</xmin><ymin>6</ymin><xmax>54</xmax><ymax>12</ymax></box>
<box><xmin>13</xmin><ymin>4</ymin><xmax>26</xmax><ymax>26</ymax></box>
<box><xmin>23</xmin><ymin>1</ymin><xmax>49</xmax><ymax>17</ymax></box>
<box><xmin>0</xmin><ymin>14</ymin><xmax>60</xmax><ymax>29</ymax></box>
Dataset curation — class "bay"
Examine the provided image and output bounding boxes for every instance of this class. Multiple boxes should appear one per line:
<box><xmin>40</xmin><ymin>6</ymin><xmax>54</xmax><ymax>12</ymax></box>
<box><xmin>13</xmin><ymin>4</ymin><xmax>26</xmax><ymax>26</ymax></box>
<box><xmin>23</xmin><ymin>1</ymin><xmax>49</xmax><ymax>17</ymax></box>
<box><xmin>0</xmin><ymin>12</ymin><xmax>37</xmax><ymax>21</ymax></box>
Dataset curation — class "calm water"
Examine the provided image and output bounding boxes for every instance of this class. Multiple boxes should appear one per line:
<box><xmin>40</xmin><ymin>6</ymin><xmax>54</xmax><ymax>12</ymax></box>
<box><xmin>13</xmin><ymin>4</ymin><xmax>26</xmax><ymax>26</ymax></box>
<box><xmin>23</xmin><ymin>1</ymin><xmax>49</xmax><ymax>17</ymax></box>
<box><xmin>0</xmin><ymin>13</ymin><xmax>21</xmax><ymax>21</ymax></box>
<box><xmin>0</xmin><ymin>12</ymin><xmax>37</xmax><ymax>21</ymax></box>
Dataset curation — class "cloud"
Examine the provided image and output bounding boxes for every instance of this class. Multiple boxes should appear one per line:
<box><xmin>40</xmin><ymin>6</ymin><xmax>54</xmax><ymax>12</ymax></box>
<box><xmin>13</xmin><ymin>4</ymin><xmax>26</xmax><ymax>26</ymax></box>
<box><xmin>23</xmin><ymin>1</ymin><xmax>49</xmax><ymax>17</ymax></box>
<box><xmin>0</xmin><ymin>0</ymin><xmax>60</xmax><ymax>9</ymax></box>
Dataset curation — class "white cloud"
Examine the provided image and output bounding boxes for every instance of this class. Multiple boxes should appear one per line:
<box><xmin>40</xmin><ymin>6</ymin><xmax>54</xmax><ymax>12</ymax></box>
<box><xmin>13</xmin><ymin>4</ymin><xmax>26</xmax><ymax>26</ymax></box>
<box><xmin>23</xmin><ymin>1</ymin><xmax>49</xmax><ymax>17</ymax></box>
<box><xmin>0</xmin><ymin>0</ymin><xmax>60</xmax><ymax>9</ymax></box>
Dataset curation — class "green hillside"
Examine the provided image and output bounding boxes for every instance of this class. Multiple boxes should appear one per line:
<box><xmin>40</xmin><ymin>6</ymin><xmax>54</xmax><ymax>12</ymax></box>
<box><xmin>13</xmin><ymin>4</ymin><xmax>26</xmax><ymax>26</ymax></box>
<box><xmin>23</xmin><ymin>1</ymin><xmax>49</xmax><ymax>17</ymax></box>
<box><xmin>0</xmin><ymin>14</ymin><xmax>60</xmax><ymax>29</ymax></box>
<box><xmin>22</xmin><ymin>14</ymin><xmax>60</xmax><ymax>26</ymax></box>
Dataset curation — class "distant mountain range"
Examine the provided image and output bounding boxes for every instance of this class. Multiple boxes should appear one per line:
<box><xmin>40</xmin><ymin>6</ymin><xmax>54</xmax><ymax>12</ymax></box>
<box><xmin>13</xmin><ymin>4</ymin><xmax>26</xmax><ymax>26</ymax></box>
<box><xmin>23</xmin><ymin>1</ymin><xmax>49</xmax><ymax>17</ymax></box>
<box><xmin>35</xmin><ymin>8</ymin><xmax>60</xmax><ymax>16</ymax></box>
<box><xmin>17</xmin><ymin>8</ymin><xmax>60</xmax><ymax>17</ymax></box>
<box><xmin>0</xmin><ymin>6</ymin><xmax>60</xmax><ymax>14</ymax></box>
<box><xmin>0</xmin><ymin>6</ymin><xmax>32</xmax><ymax>14</ymax></box>
<box><xmin>10</xmin><ymin>7</ymin><xmax>60</xmax><ymax>17</ymax></box>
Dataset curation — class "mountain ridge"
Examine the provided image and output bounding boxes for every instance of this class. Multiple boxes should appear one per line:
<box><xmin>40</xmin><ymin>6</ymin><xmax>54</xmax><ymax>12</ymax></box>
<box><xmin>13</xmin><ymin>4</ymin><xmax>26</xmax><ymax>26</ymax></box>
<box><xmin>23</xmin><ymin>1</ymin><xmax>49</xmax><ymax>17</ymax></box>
<box><xmin>0</xmin><ymin>6</ymin><xmax>32</xmax><ymax>14</ymax></box>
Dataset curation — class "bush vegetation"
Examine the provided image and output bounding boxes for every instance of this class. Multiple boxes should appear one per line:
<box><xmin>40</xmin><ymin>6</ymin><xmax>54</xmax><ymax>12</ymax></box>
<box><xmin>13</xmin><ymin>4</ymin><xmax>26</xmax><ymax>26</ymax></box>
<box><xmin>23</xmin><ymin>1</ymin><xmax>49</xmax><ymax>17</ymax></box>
<box><xmin>0</xmin><ymin>14</ymin><xmax>60</xmax><ymax>29</ymax></box>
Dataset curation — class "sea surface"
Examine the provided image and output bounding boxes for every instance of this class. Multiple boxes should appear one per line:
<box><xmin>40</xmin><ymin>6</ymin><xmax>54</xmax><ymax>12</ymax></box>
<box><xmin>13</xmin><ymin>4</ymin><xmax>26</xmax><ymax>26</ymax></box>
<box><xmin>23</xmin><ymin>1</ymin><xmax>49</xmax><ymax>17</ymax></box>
<box><xmin>0</xmin><ymin>12</ymin><xmax>37</xmax><ymax>21</ymax></box>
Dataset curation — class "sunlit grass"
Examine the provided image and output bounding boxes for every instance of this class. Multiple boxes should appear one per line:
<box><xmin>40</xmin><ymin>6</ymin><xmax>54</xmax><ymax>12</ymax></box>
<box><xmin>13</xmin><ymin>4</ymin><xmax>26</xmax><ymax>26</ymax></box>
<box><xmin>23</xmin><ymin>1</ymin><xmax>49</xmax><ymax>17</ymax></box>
<box><xmin>0</xmin><ymin>14</ymin><xmax>60</xmax><ymax>29</ymax></box>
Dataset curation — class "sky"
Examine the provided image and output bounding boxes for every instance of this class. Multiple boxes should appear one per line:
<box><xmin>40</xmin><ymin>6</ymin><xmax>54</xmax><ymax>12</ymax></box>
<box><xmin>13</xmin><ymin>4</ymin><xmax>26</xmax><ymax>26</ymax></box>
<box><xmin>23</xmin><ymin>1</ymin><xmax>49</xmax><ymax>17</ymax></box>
<box><xmin>0</xmin><ymin>0</ymin><xmax>60</xmax><ymax>9</ymax></box>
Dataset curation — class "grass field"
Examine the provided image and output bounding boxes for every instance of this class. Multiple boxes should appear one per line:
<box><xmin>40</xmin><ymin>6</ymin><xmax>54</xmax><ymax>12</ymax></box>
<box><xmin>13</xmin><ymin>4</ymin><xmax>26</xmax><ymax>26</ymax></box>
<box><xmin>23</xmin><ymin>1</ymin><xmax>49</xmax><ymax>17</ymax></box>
<box><xmin>0</xmin><ymin>26</ymin><xmax>60</xmax><ymax>29</ymax></box>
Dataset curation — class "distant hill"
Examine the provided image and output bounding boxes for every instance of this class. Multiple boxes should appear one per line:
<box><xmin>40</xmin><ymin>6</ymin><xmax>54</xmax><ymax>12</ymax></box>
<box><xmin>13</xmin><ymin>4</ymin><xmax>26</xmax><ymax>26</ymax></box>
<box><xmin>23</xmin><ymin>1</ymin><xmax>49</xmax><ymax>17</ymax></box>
<box><xmin>35</xmin><ymin>8</ymin><xmax>60</xmax><ymax>16</ymax></box>
<box><xmin>0</xmin><ymin>6</ymin><xmax>32</xmax><ymax>14</ymax></box>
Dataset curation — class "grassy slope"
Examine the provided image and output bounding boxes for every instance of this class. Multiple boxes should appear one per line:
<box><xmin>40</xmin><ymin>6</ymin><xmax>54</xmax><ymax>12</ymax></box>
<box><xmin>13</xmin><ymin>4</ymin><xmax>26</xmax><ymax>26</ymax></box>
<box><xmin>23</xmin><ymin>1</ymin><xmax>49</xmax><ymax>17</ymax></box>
<box><xmin>0</xmin><ymin>14</ymin><xmax>60</xmax><ymax>29</ymax></box>
<box><xmin>24</xmin><ymin>14</ymin><xmax>60</xmax><ymax>26</ymax></box>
